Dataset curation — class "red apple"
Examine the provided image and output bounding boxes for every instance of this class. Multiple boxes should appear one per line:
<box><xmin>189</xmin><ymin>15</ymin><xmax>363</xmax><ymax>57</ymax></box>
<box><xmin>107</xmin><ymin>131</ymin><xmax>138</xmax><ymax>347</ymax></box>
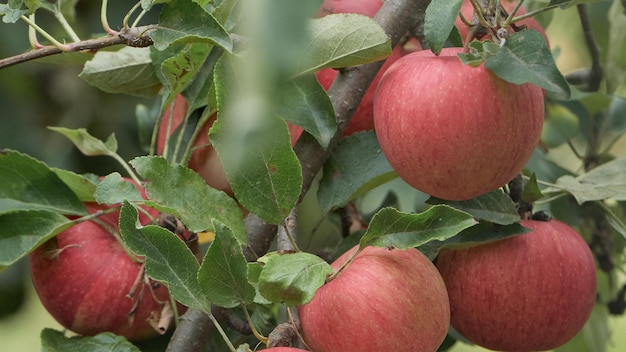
<box><xmin>264</xmin><ymin>348</ymin><xmax>309</xmax><ymax>352</ymax></box>
<box><xmin>456</xmin><ymin>0</ymin><xmax>549</xmax><ymax>46</ymax></box>
<box><xmin>316</xmin><ymin>0</ymin><xmax>383</xmax><ymax>18</ymax></box>
<box><xmin>298</xmin><ymin>245</ymin><xmax>450</xmax><ymax>352</ymax></box>
<box><xmin>373</xmin><ymin>47</ymin><xmax>544</xmax><ymax>200</ymax></box>
<box><xmin>29</xmin><ymin>182</ymin><xmax>179</xmax><ymax>341</ymax></box>
<box><xmin>157</xmin><ymin>94</ymin><xmax>232</xmax><ymax>195</ymax></box>
<box><xmin>436</xmin><ymin>219</ymin><xmax>597</xmax><ymax>351</ymax></box>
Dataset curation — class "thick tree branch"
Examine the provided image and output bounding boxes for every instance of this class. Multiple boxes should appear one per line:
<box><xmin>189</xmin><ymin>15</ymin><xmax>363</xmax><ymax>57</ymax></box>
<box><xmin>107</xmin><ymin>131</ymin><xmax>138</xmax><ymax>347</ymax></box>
<box><xmin>167</xmin><ymin>0</ymin><xmax>430</xmax><ymax>351</ymax></box>
<box><xmin>0</xmin><ymin>26</ymin><xmax>155</xmax><ymax>70</ymax></box>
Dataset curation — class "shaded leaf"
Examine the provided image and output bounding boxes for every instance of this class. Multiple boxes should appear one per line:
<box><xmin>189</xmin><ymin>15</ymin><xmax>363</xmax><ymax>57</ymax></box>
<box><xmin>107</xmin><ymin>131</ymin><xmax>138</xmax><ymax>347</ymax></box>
<box><xmin>485</xmin><ymin>30</ymin><xmax>570</xmax><ymax>98</ymax></box>
<box><xmin>119</xmin><ymin>201</ymin><xmax>210</xmax><ymax>312</ymax></box>
<box><xmin>277</xmin><ymin>74</ymin><xmax>336</xmax><ymax>149</ymax></box>
<box><xmin>79</xmin><ymin>47</ymin><xmax>161</xmax><ymax>97</ymax></box>
<box><xmin>160</xmin><ymin>43</ymin><xmax>211</xmax><ymax>96</ymax></box>
<box><xmin>151</xmin><ymin>0</ymin><xmax>232</xmax><ymax>51</ymax></box>
<box><xmin>427</xmin><ymin>190</ymin><xmax>519</xmax><ymax>225</ymax></box>
<box><xmin>52</xmin><ymin>168</ymin><xmax>97</xmax><ymax>202</ymax></box>
<box><xmin>0</xmin><ymin>149</ymin><xmax>85</xmax><ymax>215</ymax></box>
<box><xmin>424</xmin><ymin>0</ymin><xmax>463</xmax><ymax>55</ymax></box>
<box><xmin>295</xmin><ymin>13</ymin><xmax>391</xmax><ymax>76</ymax></box>
<box><xmin>318</xmin><ymin>131</ymin><xmax>397</xmax><ymax>213</ymax></box>
<box><xmin>359</xmin><ymin>206</ymin><xmax>477</xmax><ymax>250</ymax></box>
<box><xmin>197</xmin><ymin>221</ymin><xmax>255</xmax><ymax>308</ymax></box>
<box><xmin>0</xmin><ymin>210</ymin><xmax>73</xmax><ymax>267</ymax></box>
<box><xmin>130</xmin><ymin>156</ymin><xmax>247</xmax><ymax>243</ymax></box>
<box><xmin>542</xmin><ymin>103</ymin><xmax>580</xmax><ymax>148</ymax></box>
<box><xmin>522</xmin><ymin>173</ymin><xmax>544</xmax><ymax>203</ymax></box>
<box><xmin>258</xmin><ymin>251</ymin><xmax>332</xmax><ymax>306</ymax></box>
<box><xmin>419</xmin><ymin>222</ymin><xmax>530</xmax><ymax>260</ymax></box>
<box><xmin>40</xmin><ymin>328</ymin><xmax>140</xmax><ymax>352</ymax></box>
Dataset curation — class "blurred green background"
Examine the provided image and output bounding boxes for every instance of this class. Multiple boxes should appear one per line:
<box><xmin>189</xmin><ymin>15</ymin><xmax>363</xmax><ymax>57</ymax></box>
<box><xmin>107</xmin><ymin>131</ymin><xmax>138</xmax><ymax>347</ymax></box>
<box><xmin>1</xmin><ymin>1</ymin><xmax>625</xmax><ymax>351</ymax></box>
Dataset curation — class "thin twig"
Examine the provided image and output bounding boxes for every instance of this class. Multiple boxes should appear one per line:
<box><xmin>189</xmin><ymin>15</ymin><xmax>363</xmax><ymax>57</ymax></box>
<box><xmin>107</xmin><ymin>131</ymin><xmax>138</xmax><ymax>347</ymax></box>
<box><xmin>577</xmin><ymin>4</ymin><xmax>603</xmax><ymax>91</ymax></box>
<box><xmin>0</xmin><ymin>25</ymin><xmax>156</xmax><ymax>70</ymax></box>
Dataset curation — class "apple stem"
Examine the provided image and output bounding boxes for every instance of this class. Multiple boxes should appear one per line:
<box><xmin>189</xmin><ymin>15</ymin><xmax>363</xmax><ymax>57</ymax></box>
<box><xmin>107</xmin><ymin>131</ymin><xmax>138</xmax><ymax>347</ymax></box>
<box><xmin>242</xmin><ymin>304</ymin><xmax>269</xmax><ymax>345</ymax></box>
<box><xmin>207</xmin><ymin>311</ymin><xmax>239</xmax><ymax>352</ymax></box>
<box><xmin>326</xmin><ymin>247</ymin><xmax>362</xmax><ymax>282</ymax></box>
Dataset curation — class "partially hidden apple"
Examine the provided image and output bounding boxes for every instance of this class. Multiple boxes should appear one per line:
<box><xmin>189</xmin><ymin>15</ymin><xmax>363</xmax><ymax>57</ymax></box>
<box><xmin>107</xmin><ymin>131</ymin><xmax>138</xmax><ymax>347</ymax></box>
<box><xmin>456</xmin><ymin>0</ymin><xmax>549</xmax><ymax>46</ymax></box>
<box><xmin>298</xmin><ymin>245</ymin><xmax>450</xmax><ymax>352</ymax></box>
<box><xmin>157</xmin><ymin>94</ymin><xmax>232</xmax><ymax>195</ymax></box>
<box><xmin>264</xmin><ymin>348</ymin><xmax>309</xmax><ymax>352</ymax></box>
<box><xmin>373</xmin><ymin>47</ymin><xmax>544</xmax><ymax>200</ymax></box>
<box><xmin>29</xmin><ymin>181</ymin><xmax>180</xmax><ymax>341</ymax></box>
<box><xmin>289</xmin><ymin>0</ymin><xmax>407</xmax><ymax>143</ymax></box>
<box><xmin>436</xmin><ymin>219</ymin><xmax>597</xmax><ymax>351</ymax></box>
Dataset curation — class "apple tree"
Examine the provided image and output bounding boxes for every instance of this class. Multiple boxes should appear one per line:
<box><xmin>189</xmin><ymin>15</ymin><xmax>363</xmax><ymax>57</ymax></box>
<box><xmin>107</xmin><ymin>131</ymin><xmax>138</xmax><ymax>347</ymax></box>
<box><xmin>0</xmin><ymin>0</ymin><xmax>625</xmax><ymax>351</ymax></box>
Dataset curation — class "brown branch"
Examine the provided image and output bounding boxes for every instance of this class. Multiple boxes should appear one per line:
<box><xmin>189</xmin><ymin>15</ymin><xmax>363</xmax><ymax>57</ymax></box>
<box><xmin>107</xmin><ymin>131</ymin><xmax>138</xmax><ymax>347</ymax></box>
<box><xmin>0</xmin><ymin>26</ymin><xmax>156</xmax><ymax>70</ymax></box>
<box><xmin>166</xmin><ymin>0</ymin><xmax>430</xmax><ymax>350</ymax></box>
<box><xmin>576</xmin><ymin>4</ymin><xmax>603</xmax><ymax>91</ymax></box>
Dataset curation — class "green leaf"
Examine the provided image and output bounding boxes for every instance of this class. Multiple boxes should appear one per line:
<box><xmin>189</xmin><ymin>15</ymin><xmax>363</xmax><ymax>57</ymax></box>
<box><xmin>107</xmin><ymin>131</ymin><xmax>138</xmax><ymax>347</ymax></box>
<box><xmin>211</xmin><ymin>54</ymin><xmax>302</xmax><ymax>224</ymax></box>
<box><xmin>458</xmin><ymin>40</ymin><xmax>501</xmax><ymax>67</ymax></box>
<box><xmin>197</xmin><ymin>221</ymin><xmax>255</xmax><ymax>308</ymax></box>
<box><xmin>211</xmin><ymin>0</ymin><xmax>240</xmax><ymax>31</ymax></box>
<box><xmin>424</xmin><ymin>0</ymin><xmax>463</xmax><ymax>55</ymax></box>
<box><xmin>94</xmin><ymin>173</ymin><xmax>144</xmax><ymax>205</ymax></box>
<box><xmin>119</xmin><ymin>201</ymin><xmax>210</xmax><ymax>312</ymax></box>
<box><xmin>258</xmin><ymin>251</ymin><xmax>333</xmax><ymax>306</ymax></box>
<box><xmin>247</xmin><ymin>262</ymin><xmax>272</xmax><ymax>305</ymax></box>
<box><xmin>419</xmin><ymin>222</ymin><xmax>530</xmax><ymax>260</ymax></box>
<box><xmin>161</xmin><ymin>43</ymin><xmax>212</xmax><ymax>96</ymax></box>
<box><xmin>552</xmin><ymin>157</ymin><xmax>626</xmax><ymax>204</ymax></box>
<box><xmin>0</xmin><ymin>149</ymin><xmax>86</xmax><ymax>215</ymax></box>
<box><xmin>295</xmin><ymin>13</ymin><xmax>391</xmax><ymax>76</ymax></box>
<box><xmin>79</xmin><ymin>47</ymin><xmax>161</xmax><ymax>97</ymax></box>
<box><xmin>40</xmin><ymin>328</ymin><xmax>140</xmax><ymax>352</ymax></box>
<box><xmin>359</xmin><ymin>206</ymin><xmax>477</xmax><ymax>250</ymax></box>
<box><xmin>521</xmin><ymin>173</ymin><xmax>544</xmax><ymax>203</ymax></box>
<box><xmin>541</xmin><ymin>103</ymin><xmax>580</xmax><ymax>148</ymax></box>
<box><xmin>151</xmin><ymin>0</ymin><xmax>233</xmax><ymax>52</ymax></box>
<box><xmin>130</xmin><ymin>156</ymin><xmax>247</xmax><ymax>242</ymax></box>
<box><xmin>485</xmin><ymin>30</ymin><xmax>570</xmax><ymax>98</ymax></box>
<box><xmin>427</xmin><ymin>190</ymin><xmax>520</xmax><ymax>225</ymax></box>
<box><xmin>318</xmin><ymin>131</ymin><xmax>397</xmax><ymax>213</ymax></box>
<box><xmin>48</xmin><ymin>127</ymin><xmax>118</xmax><ymax>156</ymax></box>
<box><xmin>0</xmin><ymin>210</ymin><xmax>73</xmax><ymax>267</ymax></box>
<box><xmin>276</xmin><ymin>74</ymin><xmax>336</xmax><ymax>150</ymax></box>
<box><xmin>52</xmin><ymin>168</ymin><xmax>97</xmax><ymax>202</ymax></box>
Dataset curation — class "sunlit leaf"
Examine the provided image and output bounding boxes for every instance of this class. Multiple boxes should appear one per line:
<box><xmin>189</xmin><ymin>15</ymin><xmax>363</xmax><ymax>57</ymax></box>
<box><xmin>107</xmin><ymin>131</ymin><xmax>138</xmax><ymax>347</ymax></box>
<box><xmin>94</xmin><ymin>173</ymin><xmax>144</xmax><ymax>205</ymax></box>
<box><xmin>258</xmin><ymin>251</ymin><xmax>332</xmax><ymax>306</ymax></box>
<box><xmin>40</xmin><ymin>329</ymin><xmax>140</xmax><ymax>352</ymax></box>
<box><xmin>48</xmin><ymin>127</ymin><xmax>118</xmax><ymax>156</ymax></box>
<box><xmin>359</xmin><ymin>206</ymin><xmax>477</xmax><ymax>249</ymax></box>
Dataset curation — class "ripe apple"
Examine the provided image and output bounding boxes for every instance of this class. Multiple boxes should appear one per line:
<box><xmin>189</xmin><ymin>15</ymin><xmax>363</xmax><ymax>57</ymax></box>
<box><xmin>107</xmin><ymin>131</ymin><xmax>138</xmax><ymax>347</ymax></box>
<box><xmin>456</xmin><ymin>0</ymin><xmax>549</xmax><ymax>46</ymax></box>
<box><xmin>157</xmin><ymin>94</ymin><xmax>232</xmax><ymax>195</ymax></box>
<box><xmin>373</xmin><ymin>47</ymin><xmax>544</xmax><ymax>200</ymax></box>
<box><xmin>29</xmin><ymin>182</ymin><xmax>178</xmax><ymax>341</ymax></box>
<box><xmin>436</xmin><ymin>219</ymin><xmax>597</xmax><ymax>351</ymax></box>
<box><xmin>265</xmin><ymin>348</ymin><xmax>309</xmax><ymax>352</ymax></box>
<box><xmin>298</xmin><ymin>245</ymin><xmax>450</xmax><ymax>352</ymax></box>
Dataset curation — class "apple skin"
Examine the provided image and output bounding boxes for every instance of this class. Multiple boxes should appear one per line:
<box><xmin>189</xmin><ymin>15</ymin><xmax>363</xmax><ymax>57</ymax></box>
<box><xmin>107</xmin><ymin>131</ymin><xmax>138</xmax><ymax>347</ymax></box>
<box><xmin>264</xmin><ymin>348</ymin><xmax>309</xmax><ymax>352</ymax></box>
<box><xmin>373</xmin><ymin>47</ymin><xmax>544</xmax><ymax>200</ymax></box>
<box><xmin>298</xmin><ymin>245</ymin><xmax>450</xmax><ymax>352</ymax></box>
<box><xmin>316</xmin><ymin>0</ymin><xmax>383</xmax><ymax>18</ymax></box>
<box><xmin>456</xmin><ymin>0</ymin><xmax>549</xmax><ymax>46</ymax></box>
<box><xmin>436</xmin><ymin>219</ymin><xmax>597</xmax><ymax>351</ymax></box>
<box><xmin>157</xmin><ymin>94</ymin><xmax>232</xmax><ymax>195</ymax></box>
<box><xmin>29</xmin><ymin>179</ymin><xmax>181</xmax><ymax>341</ymax></box>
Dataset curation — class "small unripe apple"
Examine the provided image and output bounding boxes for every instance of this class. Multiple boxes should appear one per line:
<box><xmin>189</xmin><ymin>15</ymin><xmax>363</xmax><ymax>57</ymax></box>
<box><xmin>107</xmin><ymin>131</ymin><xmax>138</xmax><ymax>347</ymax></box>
<box><xmin>29</xmin><ymin>181</ymin><xmax>180</xmax><ymax>341</ymax></box>
<box><xmin>456</xmin><ymin>0</ymin><xmax>549</xmax><ymax>46</ymax></box>
<box><xmin>299</xmin><ymin>245</ymin><xmax>450</xmax><ymax>352</ymax></box>
<box><xmin>157</xmin><ymin>94</ymin><xmax>232</xmax><ymax>195</ymax></box>
<box><xmin>436</xmin><ymin>219</ymin><xmax>597</xmax><ymax>351</ymax></box>
<box><xmin>373</xmin><ymin>47</ymin><xmax>544</xmax><ymax>200</ymax></box>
